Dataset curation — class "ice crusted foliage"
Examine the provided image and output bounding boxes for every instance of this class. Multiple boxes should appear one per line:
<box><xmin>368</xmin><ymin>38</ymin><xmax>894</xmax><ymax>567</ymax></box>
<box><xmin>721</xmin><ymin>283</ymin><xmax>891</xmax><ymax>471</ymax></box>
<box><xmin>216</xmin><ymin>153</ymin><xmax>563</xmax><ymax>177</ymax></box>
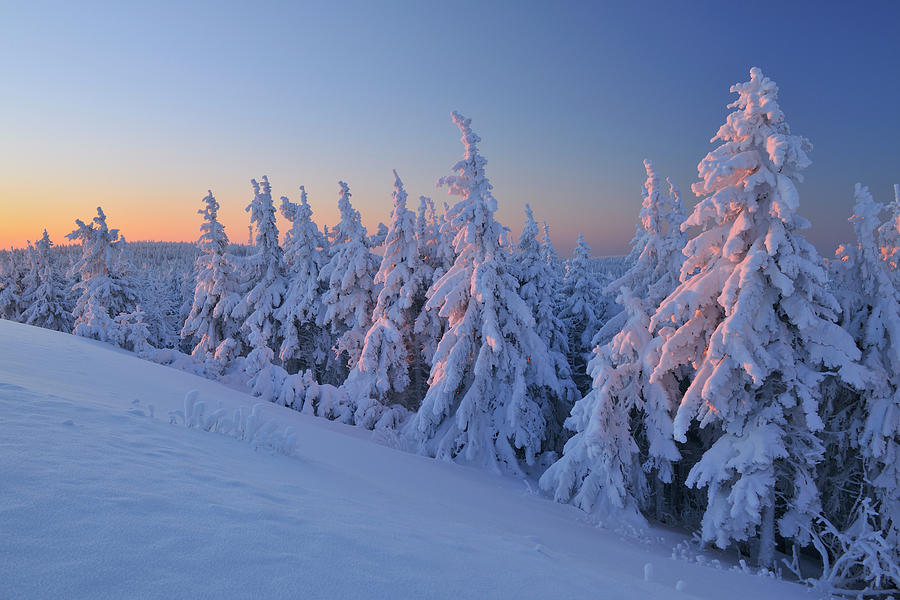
<box><xmin>562</xmin><ymin>233</ymin><xmax>606</xmax><ymax>393</ymax></box>
<box><xmin>650</xmin><ymin>68</ymin><xmax>864</xmax><ymax>567</ymax></box>
<box><xmin>515</xmin><ymin>204</ymin><xmax>578</xmax><ymax>452</ymax></box>
<box><xmin>318</xmin><ymin>181</ymin><xmax>380</xmax><ymax>378</ymax></box>
<box><xmin>826</xmin><ymin>183</ymin><xmax>900</xmax><ymax>589</ymax></box>
<box><xmin>408</xmin><ymin>112</ymin><xmax>557</xmax><ymax>475</ymax></box>
<box><xmin>276</xmin><ymin>186</ymin><xmax>331</xmax><ymax>378</ymax></box>
<box><xmin>233</xmin><ymin>177</ymin><xmax>287</xmax><ymax>379</ymax></box>
<box><xmin>541</xmin><ymin>289</ymin><xmax>679</xmax><ymax>527</ymax></box>
<box><xmin>66</xmin><ymin>207</ymin><xmax>139</xmax><ymax>344</ymax></box>
<box><xmin>181</xmin><ymin>191</ymin><xmax>243</xmax><ymax>370</ymax></box>
<box><xmin>20</xmin><ymin>230</ymin><xmax>73</xmax><ymax>332</ymax></box>
<box><xmin>344</xmin><ymin>171</ymin><xmax>424</xmax><ymax>428</ymax></box>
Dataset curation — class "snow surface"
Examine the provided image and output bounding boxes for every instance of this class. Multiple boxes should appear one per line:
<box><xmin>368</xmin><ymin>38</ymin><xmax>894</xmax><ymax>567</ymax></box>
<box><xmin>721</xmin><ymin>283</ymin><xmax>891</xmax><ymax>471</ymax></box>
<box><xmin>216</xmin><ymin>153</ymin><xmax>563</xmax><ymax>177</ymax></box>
<box><xmin>0</xmin><ymin>320</ymin><xmax>810</xmax><ymax>599</ymax></box>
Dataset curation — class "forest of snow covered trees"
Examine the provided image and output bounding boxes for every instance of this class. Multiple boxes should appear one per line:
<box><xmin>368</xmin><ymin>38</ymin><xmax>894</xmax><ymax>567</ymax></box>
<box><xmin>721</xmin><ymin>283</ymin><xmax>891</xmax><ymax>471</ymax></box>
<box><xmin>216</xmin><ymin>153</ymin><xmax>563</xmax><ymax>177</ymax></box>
<box><xmin>1</xmin><ymin>68</ymin><xmax>897</xmax><ymax>594</ymax></box>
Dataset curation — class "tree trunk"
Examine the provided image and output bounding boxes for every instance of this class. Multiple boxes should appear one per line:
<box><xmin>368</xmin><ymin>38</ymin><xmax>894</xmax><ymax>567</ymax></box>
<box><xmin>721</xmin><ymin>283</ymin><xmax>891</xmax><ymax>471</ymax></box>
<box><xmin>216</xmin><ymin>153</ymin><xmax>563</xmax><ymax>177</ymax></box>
<box><xmin>758</xmin><ymin>493</ymin><xmax>775</xmax><ymax>569</ymax></box>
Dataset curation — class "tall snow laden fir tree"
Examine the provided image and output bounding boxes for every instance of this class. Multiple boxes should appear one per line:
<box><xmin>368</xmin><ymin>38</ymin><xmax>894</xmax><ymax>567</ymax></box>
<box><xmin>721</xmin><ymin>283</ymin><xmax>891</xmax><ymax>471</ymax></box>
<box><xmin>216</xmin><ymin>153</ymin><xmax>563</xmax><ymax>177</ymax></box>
<box><xmin>181</xmin><ymin>191</ymin><xmax>242</xmax><ymax>370</ymax></box>
<box><xmin>541</xmin><ymin>159</ymin><xmax>685</xmax><ymax>524</ymax></box>
<box><xmin>649</xmin><ymin>68</ymin><xmax>864</xmax><ymax>568</ymax></box>
<box><xmin>232</xmin><ymin>176</ymin><xmax>287</xmax><ymax>378</ymax></box>
<box><xmin>823</xmin><ymin>183</ymin><xmax>900</xmax><ymax>590</ymax></box>
<box><xmin>344</xmin><ymin>171</ymin><xmax>429</xmax><ymax>428</ymax></box>
<box><xmin>317</xmin><ymin>181</ymin><xmax>379</xmax><ymax>383</ymax></box>
<box><xmin>276</xmin><ymin>186</ymin><xmax>330</xmax><ymax>378</ymax></box>
<box><xmin>408</xmin><ymin>112</ymin><xmax>562</xmax><ymax>475</ymax></box>
<box><xmin>66</xmin><ymin>207</ymin><xmax>138</xmax><ymax>344</ymax></box>
<box><xmin>20</xmin><ymin>230</ymin><xmax>73</xmax><ymax>332</ymax></box>
<box><xmin>562</xmin><ymin>233</ymin><xmax>606</xmax><ymax>394</ymax></box>
<box><xmin>515</xmin><ymin>204</ymin><xmax>579</xmax><ymax>454</ymax></box>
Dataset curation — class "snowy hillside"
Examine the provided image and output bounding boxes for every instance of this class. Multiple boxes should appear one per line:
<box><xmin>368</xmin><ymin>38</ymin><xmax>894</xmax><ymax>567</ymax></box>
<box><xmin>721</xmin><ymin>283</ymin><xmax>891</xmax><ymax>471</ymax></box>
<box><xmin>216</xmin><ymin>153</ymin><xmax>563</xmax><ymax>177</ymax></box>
<box><xmin>0</xmin><ymin>320</ymin><xmax>810</xmax><ymax>600</ymax></box>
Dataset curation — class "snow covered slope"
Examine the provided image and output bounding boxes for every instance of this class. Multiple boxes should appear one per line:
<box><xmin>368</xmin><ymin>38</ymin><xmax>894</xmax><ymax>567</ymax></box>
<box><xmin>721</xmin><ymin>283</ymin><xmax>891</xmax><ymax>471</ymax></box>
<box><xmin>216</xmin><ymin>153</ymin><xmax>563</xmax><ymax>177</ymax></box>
<box><xmin>0</xmin><ymin>320</ymin><xmax>809</xmax><ymax>599</ymax></box>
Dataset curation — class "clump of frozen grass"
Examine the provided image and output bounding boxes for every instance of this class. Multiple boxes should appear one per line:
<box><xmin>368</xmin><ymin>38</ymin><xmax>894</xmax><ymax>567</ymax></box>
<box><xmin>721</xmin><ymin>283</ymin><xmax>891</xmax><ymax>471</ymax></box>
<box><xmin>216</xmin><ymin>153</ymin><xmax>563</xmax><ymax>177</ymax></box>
<box><xmin>169</xmin><ymin>390</ymin><xmax>297</xmax><ymax>456</ymax></box>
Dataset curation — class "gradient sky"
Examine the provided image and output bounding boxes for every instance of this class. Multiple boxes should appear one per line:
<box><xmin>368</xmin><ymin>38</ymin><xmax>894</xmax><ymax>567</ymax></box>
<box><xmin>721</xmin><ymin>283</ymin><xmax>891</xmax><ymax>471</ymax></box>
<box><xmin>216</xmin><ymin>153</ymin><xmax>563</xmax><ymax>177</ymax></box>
<box><xmin>2</xmin><ymin>0</ymin><xmax>899</xmax><ymax>256</ymax></box>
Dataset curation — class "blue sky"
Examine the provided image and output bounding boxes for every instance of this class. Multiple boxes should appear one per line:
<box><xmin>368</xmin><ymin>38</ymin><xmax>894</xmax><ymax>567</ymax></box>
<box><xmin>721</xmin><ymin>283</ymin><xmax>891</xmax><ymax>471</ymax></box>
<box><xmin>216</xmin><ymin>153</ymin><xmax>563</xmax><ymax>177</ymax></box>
<box><xmin>2</xmin><ymin>0</ymin><xmax>898</xmax><ymax>255</ymax></box>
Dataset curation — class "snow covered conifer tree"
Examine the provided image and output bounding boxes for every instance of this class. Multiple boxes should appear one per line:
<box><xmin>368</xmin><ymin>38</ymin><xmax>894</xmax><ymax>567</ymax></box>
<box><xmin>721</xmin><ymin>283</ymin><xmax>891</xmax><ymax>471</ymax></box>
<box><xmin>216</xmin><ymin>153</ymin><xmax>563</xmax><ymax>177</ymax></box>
<box><xmin>561</xmin><ymin>234</ymin><xmax>605</xmax><ymax>393</ymax></box>
<box><xmin>541</xmin><ymin>288</ymin><xmax>679</xmax><ymax>525</ymax></box>
<box><xmin>541</xmin><ymin>221</ymin><xmax>563</xmax><ymax>273</ymax></box>
<box><xmin>318</xmin><ymin>181</ymin><xmax>379</xmax><ymax>380</ymax></box>
<box><xmin>649</xmin><ymin>68</ymin><xmax>864</xmax><ymax>566</ymax></box>
<box><xmin>408</xmin><ymin>112</ymin><xmax>558</xmax><ymax>474</ymax></box>
<box><xmin>541</xmin><ymin>163</ymin><xmax>687</xmax><ymax>523</ymax></box>
<box><xmin>413</xmin><ymin>196</ymin><xmax>454</xmax><ymax>368</ymax></box>
<box><xmin>276</xmin><ymin>186</ymin><xmax>331</xmax><ymax>378</ymax></box>
<box><xmin>232</xmin><ymin>177</ymin><xmax>287</xmax><ymax>377</ymax></box>
<box><xmin>516</xmin><ymin>204</ymin><xmax>578</xmax><ymax>452</ymax></box>
<box><xmin>0</xmin><ymin>248</ymin><xmax>29</xmax><ymax>321</ymax></box>
<box><xmin>346</xmin><ymin>171</ymin><xmax>429</xmax><ymax>427</ymax></box>
<box><xmin>826</xmin><ymin>184</ymin><xmax>900</xmax><ymax>581</ymax></box>
<box><xmin>876</xmin><ymin>183</ymin><xmax>900</xmax><ymax>273</ymax></box>
<box><xmin>181</xmin><ymin>191</ymin><xmax>243</xmax><ymax>368</ymax></box>
<box><xmin>614</xmin><ymin>161</ymin><xmax>686</xmax><ymax>307</ymax></box>
<box><xmin>20</xmin><ymin>230</ymin><xmax>73</xmax><ymax>332</ymax></box>
<box><xmin>594</xmin><ymin>161</ymin><xmax>687</xmax><ymax>348</ymax></box>
<box><xmin>66</xmin><ymin>207</ymin><xmax>138</xmax><ymax>343</ymax></box>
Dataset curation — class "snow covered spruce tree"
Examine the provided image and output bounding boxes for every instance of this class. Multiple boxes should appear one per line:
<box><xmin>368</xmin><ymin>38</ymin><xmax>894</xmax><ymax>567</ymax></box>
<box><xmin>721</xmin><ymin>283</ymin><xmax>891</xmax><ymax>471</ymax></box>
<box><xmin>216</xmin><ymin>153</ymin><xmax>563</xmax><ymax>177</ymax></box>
<box><xmin>876</xmin><ymin>183</ymin><xmax>900</xmax><ymax>276</ymax></box>
<box><xmin>649</xmin><ymin>68</ymin><xmax>864</xmax><ymax>567</ymax></box>
<box><xmin>407</xmin><ymin>112</ymin><xmax>560</xmax><ymax>474</ymax></box>
<box><xmin>181</xmin><ymin>191</ymin><xmax>243</xmax><ymax>370</ymax></box>
<box><xmin>275</xmin><ymin>186</ymin><xmax>331</xmax><ymax>378</ymax></box>
<box><xmin>317</xmin><ymin>181</ymin><xmax>379</xmax><ymax>383</ymax></box>
<box><xmin>20</xmin><ymin>230</ymin><xmax>73</xmax><ymax>332</ymax></box>
<box><xmin>541</xmin><ymin>161</ymin><xmax>686</xmax><ymax>524</ymax></box>
<box><xmin>232</xmin><ymin>177</ymin><xmax>288</xmax><ymax>378</ymax></box>
<box><xmin>66</xmin><ymin>207</ymin><xmax>139</xmax><ymax>343</ymax></box>
<box><xmin>516</xmin><ymin>204</ymin><xmax>579</xmax><ymax>453</ymax></box>
<box><xmin>0</xmin><ymin>249</ymin><xmax>27</xmax><ymax>321</ymax></box>
<box><xmin>823</xmin><ymin>184</ymin><xmax>900</xmax><ymax>590</ymax></box>
<box><xmin>616</xmin><ymin>160</ymin><xmax>686</xmax><ymax>309</ymax></box>
<box><xmin>594</xmin><ymin>161</ymin><xmax>686</xmax><ymax>348</ymax></box>
<box><xmin>562</xmin><ymin>233</ymin><xmax>606</xmax><ymax>394</ymax></box>
<box><xmin>413</xmin><ymin>196</ymin><xmax>454</xmax><ymax>369</ymax></box>
<box><xmin>541</xmin><ymin>288</ymin><xmax>678</xmax><ymax>526</ymax></box>
<box><xmin>345</xmin><ymin>171</ymin><xmax>429</xmax><ymax>428</ymax></box>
